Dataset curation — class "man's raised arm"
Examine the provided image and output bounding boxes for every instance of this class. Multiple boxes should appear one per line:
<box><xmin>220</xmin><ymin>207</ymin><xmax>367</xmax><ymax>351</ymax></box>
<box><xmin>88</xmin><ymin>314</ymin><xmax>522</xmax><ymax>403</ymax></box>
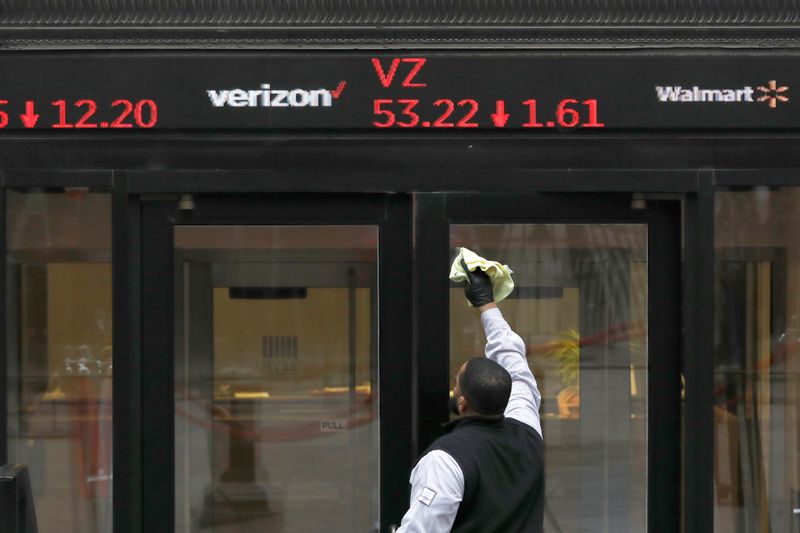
<box><xmin>478</xmin><ymin>303</ymin><xmax>542</xmax><ymax>437</ymax></box>
<box><xmin>461</xmin><ymin>257</ymin><xmax>542</xmax><ymax>436</ymax></box>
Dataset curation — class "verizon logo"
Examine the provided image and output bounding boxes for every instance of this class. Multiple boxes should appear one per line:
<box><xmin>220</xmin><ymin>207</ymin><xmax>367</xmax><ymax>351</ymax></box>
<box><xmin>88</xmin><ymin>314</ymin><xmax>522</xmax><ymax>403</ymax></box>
<box><xmin>207</xmin><ymin>81</ymin><xmax>346</xmax><ymax>108</ymax></box>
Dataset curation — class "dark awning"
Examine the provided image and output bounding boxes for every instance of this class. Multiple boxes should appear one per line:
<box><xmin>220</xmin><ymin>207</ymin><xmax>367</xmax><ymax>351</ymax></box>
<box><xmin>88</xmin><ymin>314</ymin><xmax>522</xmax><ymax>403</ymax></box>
<box><xmin>1</xmin><ymin>0</ymin><xmax>799</xmax><ymax>48</ymax></box>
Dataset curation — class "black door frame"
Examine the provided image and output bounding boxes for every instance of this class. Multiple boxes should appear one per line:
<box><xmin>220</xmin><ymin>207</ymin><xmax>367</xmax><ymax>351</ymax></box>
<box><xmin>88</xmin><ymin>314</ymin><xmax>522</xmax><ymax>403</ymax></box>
<box><xmin>414</xmin><ymin>192</ymin><xmax>682</xmax><ymax>532</ymax></box>
<box><xmin>0</xmin><ymin>167</ymin><xmax>716</xmax><ymax>533</ymax></box>
<box><xmin>136</xmin><ymin>193</ymin><xmax>413</xmax><ymax>532</ymax></box>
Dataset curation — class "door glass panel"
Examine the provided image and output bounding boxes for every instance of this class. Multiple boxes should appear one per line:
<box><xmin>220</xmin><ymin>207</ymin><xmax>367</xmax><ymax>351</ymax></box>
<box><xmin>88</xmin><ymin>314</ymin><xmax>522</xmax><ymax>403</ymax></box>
<box><xmin>450</xmin><ymin>224</ymin><xmax>648</xmax><ymax>533</ymax></box>
<box><xmin>174</xmin><ymin>225</ymin><xmax>379</xmax><ymax>533</ymax></box>
<box><xmin>5</xmin><ymin>190</ymin><xmax>113</xmax><ymax>533</ymax></box>
<box><xmin>714</xmin><ymin>189</ymin><xmax>800</xmax><ymax>533</ymax></box>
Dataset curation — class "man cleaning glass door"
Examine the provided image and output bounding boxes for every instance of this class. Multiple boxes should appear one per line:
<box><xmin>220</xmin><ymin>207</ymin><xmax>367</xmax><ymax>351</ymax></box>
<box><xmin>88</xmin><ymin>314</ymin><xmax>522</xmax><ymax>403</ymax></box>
<box><xmin>398</xmin><ymin>250</ymin><xmax>544</xmax><ymax>532</ymax></box>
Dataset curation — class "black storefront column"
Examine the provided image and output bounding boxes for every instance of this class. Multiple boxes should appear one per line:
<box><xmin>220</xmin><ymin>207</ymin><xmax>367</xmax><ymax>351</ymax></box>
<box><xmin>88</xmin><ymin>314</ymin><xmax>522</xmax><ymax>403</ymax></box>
<box><xmin>684</xmin><ymin>171</ymin><xmax>715</xmax><ymax>533</ymax></box>
<box><xmin>0</xmin><ymin>179</ymin><xmax>6</xmax><ymax>467</ymax></box>
<box><xmin>112</xmin><ymin>175</ymin><xmax>144</xmax><ymax>533</ymax></box>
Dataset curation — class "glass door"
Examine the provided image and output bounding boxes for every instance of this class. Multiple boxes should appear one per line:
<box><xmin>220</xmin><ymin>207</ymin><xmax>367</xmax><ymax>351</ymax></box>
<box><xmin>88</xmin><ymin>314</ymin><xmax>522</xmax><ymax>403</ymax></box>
<box><xmin>5</xmin><ymin>189</ymin><xmax>113</xmax><ymax>533</ymax></box>
<box><xmin>139</xmin><ymin>195</ymin><xmax>412</xmax><ymax>533</ymax></box>
<box><xmin>416</xmin><ymin>193</ymin><xmax>682</xmax><ymax>533</ymax></box>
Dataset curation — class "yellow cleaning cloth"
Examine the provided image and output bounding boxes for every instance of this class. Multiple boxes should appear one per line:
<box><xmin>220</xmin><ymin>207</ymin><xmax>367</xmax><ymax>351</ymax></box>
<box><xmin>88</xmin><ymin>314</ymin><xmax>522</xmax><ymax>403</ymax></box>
<box><xmin>449</xmin><ymin>247</ymin><xmax>515</xmax><ymax>306</ymax></box>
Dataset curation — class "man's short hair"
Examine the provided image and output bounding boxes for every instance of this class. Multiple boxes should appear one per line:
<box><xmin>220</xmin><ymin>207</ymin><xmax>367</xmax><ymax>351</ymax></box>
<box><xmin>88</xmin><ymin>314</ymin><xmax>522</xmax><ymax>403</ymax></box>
<box><xmin>460</xmin><ymin>358</ymin><xmax>512</xmax><ymax>416</ymax></box>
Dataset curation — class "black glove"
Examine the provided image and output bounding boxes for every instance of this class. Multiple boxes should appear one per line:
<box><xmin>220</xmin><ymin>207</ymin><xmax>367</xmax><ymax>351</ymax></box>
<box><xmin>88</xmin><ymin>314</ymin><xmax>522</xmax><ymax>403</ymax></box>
<box><xmin>461</xmin><ymin>259</ymin><xmax>494</xmax><ymax>307</ymax></box>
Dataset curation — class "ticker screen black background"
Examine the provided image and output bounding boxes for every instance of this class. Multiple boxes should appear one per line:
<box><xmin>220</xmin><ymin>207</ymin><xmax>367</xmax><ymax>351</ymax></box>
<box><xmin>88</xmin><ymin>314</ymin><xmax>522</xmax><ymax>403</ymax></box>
<box><xmin>0</xmin><ymin>51</ymin><xmax>797</xmax><ymax>130</ymax></box>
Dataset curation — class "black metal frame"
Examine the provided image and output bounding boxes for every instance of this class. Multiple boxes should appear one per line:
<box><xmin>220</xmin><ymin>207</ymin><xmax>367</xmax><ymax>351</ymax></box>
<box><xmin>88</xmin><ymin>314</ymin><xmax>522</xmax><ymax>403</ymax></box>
<box><xmin>0</xmin><ymin>176</ymin><xmax>5</xmax><ymax>466</ymax></box>
<box><xmin>122</xmin><ymin>169</ymin><xmax>698</xmax><ymax>195</ymax></box>
<box><xmin>648</xmin><ymin>199</ymin><xmax>683</xmax><ymax>533</ymax></box>
<box><xmin>4</xmin><ymin>135</ymin><xmax>800</xmax><ymax>177</ymax></box>
<box><xmin>683</xmin><ymin>171</ymin><xmax>715</xmax><ymax>533</ymax></box>
<box><xmin>2</xmin><ymin>171</ymin><xmax>113</xmax><ymax>190</ymax></box>
<box><xmin>0</xmin><ymin>165</ymin><xmax>709</xmax><ymax>533</ymax></box>
<box><xmin>136</xmin><ymin>193</ymin><xmax>413</xmax><ymax>531</ymax></box>
<box><xmin>1</xmin><ymin>144</ymin><xmax>799</xmax><ymax>533</ymax></box>
<box><xmin>113</xmin><ymin>172</ymin><xmax>142</xmax><ymax>533</ymax></box>
<box><xmin>415</xmin><ymin>192</ymin><xmax>682</xmax><ymax>531</ymax></box>
<box><xmin>0</xmin><ymin>463</ymin><xmax>38</xmax><ymax>533</ymax></box>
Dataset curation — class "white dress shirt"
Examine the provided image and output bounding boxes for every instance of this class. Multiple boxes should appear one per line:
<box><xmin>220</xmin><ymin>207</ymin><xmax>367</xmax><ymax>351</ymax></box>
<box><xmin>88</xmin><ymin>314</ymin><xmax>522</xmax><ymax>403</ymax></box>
<box><xmin>397</xmin><ymin>307</ymin><xmax>542</xmax><ymax>532</ymax></box>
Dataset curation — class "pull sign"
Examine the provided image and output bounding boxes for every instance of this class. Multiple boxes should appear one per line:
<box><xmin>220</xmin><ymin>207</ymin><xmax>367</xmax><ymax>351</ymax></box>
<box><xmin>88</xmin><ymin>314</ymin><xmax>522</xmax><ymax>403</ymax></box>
<box><xmin>320</xmin><ymin>419</ymin><xmax>348</xmax><ymax>432</ymax></box>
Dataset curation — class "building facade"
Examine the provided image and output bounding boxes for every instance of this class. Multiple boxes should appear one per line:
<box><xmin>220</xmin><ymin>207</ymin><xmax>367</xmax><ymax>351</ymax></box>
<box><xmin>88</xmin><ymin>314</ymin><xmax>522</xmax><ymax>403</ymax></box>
<box><xmin>1</xmin><ymin>2</ymin><xmax>799</xmax><ymax>532</ymax></box>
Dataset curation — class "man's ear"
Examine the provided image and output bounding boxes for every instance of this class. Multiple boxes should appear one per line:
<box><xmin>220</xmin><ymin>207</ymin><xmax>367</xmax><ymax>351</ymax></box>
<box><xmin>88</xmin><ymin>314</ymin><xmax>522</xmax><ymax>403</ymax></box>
<box><xmin>458</xmin><ymin>396</ymin><xmax>469</xmax><ymax>415</ymax></box>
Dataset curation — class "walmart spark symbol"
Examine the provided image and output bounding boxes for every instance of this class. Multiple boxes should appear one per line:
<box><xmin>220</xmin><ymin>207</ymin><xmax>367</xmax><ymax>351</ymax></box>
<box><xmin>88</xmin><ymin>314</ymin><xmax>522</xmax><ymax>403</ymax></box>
<box><xmin>757</xmin><ymin>80</ymin><xmax>789</xmax><ymax>108</ymax></box>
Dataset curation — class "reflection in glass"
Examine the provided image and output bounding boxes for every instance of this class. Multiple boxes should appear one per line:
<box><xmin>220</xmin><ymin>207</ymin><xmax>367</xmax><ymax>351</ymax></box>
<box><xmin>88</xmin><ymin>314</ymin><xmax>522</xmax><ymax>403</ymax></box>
<box><xmin>174</xmin><ymin>226</ymin><xmax>379</xmax><ymax>533</ymax></box>
<box><xmin>450</xmin><ymin>224</ymin><xmax>648</xmax><ymax>532</ymax></box>
<box><xmin>5</xmin><ymin>190</ymin><xmax>113</xmax><ymax>533</ymax></box>
<box><xmin>715</xmin><ymin>189</ymin><xmax>800</xmax><ymax>533</ymax></box>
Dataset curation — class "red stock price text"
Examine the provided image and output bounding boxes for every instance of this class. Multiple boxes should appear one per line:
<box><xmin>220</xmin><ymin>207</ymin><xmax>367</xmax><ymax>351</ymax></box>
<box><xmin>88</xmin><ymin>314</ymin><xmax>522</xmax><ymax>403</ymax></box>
<box><xmin>370</xmin><ymin>57</ymin><xmax>605</xmax><ymax>129</ymax></box>
<box><xmin>372</xmin><ymin>98</ymin><xmax>604</xmax><ymax>129</ymax></box>
<box><xmin>0</xmin><ymin>99</ymin><xmax>158</xmax><ymax>129</ymax></box>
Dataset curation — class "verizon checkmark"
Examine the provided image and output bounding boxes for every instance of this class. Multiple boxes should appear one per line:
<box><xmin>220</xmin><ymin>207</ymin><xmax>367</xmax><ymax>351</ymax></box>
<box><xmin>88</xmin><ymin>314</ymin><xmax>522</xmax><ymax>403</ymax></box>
<box><xmin>331</xmin><ymin>81</ymin><xmax>347</xmax><ymax>99</ymax></box>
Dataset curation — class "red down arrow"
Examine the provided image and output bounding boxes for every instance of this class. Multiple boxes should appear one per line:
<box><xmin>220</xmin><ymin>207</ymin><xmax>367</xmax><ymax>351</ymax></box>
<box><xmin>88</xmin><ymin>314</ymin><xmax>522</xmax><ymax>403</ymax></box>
<box><xmin>20</xmin><ymin>101</ymin><xmax>39</xmax><ymax>128</ymax></box>
<box><xmin>491</xmin><ymin>100</ymin><xmax>510</xmax><ymax>128</ymax></box>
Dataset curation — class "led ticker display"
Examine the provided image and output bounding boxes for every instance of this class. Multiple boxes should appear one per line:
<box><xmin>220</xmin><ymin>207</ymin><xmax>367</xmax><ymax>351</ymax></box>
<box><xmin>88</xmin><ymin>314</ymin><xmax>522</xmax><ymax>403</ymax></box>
<box><xmin>372</xmin><ymin>98</ymin><xmax>604</xmax><ymax>129</ymax></box>
<box><xmin>0</xmin><ymin>99</ymin><xmax>158</xmax><ymax>129</ymax></box>
<box><xmin>0</xmin><ymin>52</ymin><xmax>797</xmax><ymax>130</ymax></box>
<box><xmin>368</xmin><ymin>57</ymin><xmax>605</xmax><ymax>129</ymax></box>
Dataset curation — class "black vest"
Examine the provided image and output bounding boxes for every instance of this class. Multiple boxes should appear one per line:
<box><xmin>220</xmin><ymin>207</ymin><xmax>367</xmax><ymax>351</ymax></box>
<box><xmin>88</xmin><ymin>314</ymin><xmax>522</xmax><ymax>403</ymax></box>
<box><xmin>424</xmin><ymin>415</ymin><xmax>544</xmax><ymax>533</ymax></box>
